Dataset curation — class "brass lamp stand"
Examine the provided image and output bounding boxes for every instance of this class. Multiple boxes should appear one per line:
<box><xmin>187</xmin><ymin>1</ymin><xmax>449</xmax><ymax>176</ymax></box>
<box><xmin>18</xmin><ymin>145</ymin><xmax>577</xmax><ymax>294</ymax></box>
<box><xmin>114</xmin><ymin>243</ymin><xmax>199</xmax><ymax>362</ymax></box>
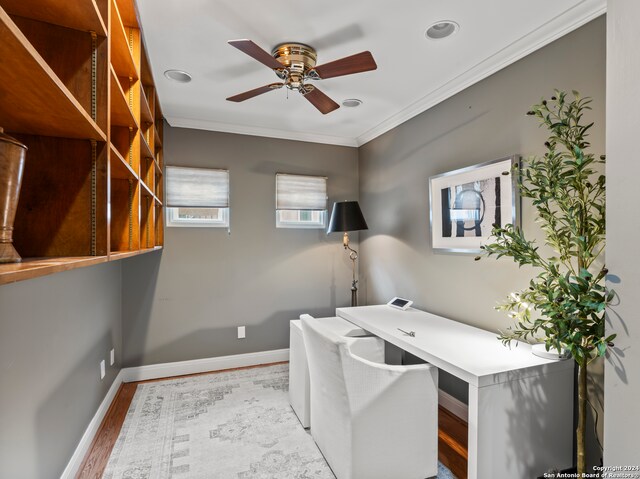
<box><xmin>342</xmin><ymin>232</ymin><xmax>360</xmax><ymax>306</ymax></box>
<box><xmin>327</xmin><ymin>201</ymin><xmax>368</xmax><ymax>307</ymax></box>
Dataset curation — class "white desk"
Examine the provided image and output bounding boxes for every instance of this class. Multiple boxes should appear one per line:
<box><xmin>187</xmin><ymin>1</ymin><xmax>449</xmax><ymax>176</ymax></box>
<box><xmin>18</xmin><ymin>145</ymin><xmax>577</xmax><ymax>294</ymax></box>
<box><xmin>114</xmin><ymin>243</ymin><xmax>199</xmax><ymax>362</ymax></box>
<box><xmin>337</xmin><ymin>305</ymin><xmax>574</xmax><ymax>479</ymax></box>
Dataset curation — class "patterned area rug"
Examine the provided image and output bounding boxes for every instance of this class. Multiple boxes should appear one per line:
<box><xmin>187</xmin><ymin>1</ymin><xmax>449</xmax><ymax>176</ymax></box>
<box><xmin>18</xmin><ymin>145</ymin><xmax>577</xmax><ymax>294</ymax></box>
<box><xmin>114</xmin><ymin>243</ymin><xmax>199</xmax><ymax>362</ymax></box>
<box><xmin>102</xmin><ymin>363</ymin><xmax>456</xmax><ymax>479</ymax></box>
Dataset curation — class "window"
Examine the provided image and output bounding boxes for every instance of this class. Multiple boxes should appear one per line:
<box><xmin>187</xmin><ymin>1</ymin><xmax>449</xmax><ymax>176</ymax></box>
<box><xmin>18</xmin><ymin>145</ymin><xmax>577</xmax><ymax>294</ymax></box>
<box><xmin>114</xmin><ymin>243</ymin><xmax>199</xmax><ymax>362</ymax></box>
<box><xmin>166</xmin><ymin>166</ymin><xmax>229</xmax><ymax>228</ymax></box>
<box><xmin>275</xmin><ymin>173</ymin><xmax>327</xmax><ymax>229</ymax></box>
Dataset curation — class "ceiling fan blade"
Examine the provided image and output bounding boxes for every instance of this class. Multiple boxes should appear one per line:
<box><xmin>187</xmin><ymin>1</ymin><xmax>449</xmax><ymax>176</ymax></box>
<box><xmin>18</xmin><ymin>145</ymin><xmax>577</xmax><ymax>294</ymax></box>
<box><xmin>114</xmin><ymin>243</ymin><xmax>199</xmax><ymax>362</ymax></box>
<box><xmin>301</xmin><ymin>86</ymin><xmax>340</xmax><ymax>114</ymax></box>
<box><xmin>228</xmin><ymin>39</ymin><xmax>283</xmax><ymax>70</ymax></box>
<box><xmin>226</xmin><ymin>83</ymin><xmax>283</xmax><ymax>102</ymax></box>
<box><xmin>313</xmin><ymin>51</ymin><xmax>377</xmax><ymax>79</ymax></box>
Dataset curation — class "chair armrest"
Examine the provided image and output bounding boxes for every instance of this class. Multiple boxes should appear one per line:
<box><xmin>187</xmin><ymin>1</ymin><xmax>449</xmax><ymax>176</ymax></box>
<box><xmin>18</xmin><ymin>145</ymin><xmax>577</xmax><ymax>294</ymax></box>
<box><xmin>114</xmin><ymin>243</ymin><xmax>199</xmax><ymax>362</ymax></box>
<box><xmin>339</xmin><ymin>342</ymin><xmax>438</xmax><ymax>413</ymax></box>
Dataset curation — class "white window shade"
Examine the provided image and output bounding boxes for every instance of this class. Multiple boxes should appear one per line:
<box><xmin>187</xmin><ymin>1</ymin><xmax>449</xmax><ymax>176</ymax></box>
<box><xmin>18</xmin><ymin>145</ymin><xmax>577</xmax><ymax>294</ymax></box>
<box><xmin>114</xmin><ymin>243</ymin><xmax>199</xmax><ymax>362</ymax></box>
<box><xmin>166</xmin><ymin>166</ymin><xmax>229</xmax><ymax>208</ymax></box>
<box><xmin>276</xmin><ymin>174</ymin><xmax>327</xmax><ymax>211</ymax></box>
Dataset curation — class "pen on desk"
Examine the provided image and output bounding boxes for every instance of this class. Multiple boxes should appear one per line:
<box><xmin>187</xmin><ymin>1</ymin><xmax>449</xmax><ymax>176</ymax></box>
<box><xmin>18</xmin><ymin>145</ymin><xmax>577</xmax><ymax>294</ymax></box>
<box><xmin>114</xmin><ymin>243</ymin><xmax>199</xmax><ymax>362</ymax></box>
<box><xmin>397</xmin><ymin>328</ymin><xmax>415</xmax><ymax>337</ymax></box>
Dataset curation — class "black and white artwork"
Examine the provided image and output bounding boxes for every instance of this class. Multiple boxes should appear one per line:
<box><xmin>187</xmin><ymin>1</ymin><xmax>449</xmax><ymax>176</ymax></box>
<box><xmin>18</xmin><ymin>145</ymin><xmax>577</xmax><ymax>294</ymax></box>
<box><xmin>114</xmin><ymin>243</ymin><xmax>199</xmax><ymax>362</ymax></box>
<box><xmin>429</xmin><ymin>156</ymin><xmax>519</xmax><ymax>253</ymax></box>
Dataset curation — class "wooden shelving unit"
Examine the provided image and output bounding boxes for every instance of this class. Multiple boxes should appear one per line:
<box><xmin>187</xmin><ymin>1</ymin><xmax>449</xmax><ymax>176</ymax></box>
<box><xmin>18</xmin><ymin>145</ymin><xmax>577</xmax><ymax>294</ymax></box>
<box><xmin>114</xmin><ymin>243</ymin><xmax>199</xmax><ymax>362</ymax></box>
<box><xmin>0</xmin><ymin>0</ymin><xmax>164</xmax><ymax>286</ymax></box>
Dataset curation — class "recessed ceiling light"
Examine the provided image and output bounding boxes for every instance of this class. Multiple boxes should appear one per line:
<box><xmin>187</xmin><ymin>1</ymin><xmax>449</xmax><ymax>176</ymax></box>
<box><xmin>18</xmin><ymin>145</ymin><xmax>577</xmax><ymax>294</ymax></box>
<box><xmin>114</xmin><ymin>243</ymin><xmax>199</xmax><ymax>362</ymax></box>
<box><xmin>342</xmin><ymin>99</ymin><xmax>362</xmax><ymax>108</ymax></box>
<box><xmin>425</xmin><ymin>21</ymin><xmax>459</xmax><ymax>40</ymax></box>
<box><xmin>164</xmin><ymin>70</ymin><xmax>192</xmax><ymax>83</ymax></box>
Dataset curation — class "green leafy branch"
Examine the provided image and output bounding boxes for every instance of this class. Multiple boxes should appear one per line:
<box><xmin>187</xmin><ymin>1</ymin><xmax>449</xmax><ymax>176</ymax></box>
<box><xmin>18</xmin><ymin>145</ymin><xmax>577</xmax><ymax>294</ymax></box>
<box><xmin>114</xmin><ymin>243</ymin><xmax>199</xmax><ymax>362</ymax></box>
<box><xmin>480</xmin><ymin>90</ymin><xmax>614</xmax><ymax>368</ymax></box>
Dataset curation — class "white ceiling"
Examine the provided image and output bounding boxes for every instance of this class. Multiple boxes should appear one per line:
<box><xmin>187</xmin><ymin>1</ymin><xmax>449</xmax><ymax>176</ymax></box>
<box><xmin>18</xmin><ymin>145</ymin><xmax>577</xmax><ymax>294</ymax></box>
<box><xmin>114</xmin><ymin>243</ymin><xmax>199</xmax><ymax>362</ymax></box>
<box><xmin>137</xmin><ymin>0</ymin><xmax>605</xmax><ymax>147</ymax></box>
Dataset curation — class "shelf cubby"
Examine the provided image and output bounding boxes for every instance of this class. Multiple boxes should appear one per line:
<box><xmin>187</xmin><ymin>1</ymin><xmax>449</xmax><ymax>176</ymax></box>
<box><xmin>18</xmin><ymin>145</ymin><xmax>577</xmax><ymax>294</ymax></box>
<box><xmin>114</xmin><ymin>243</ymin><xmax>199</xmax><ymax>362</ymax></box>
<box><xmin>139</xmin><ymin>83</ymin><xmax>153</xmax><ymax>125</ymax></box>
<box><xmin>110</xmin><ymin>178</ymin><xmax>140</xmax><ymax>252</ymax></box>
<box><xmin>110</xmin><ymin>0</ymin><xmax>138</xmax><ymax>79</ymax></box>
<box><xmin>140</xmin><ymin>179</ymin><xmax>154</xmax><ymax>199</ymax></box>
<box><xmin>0</xmin><ymin>9</ymin><xmax>106</xmax><ymax>140</ymax></box>
<box><xmin>155</xmin><ymin>205</ymin><xmax>164</xmax><ymax>247</ymax></box>
<box><xmin>110</xmin><ymin>143</ymin><xmax>138</xmax><ymax>180</ymax></box>
<box><xmin>110</xmin><ymin>125</ymin><xmax>139</xmax><ymax>173</ymax></box>
<box><xmin>114</xmin><ymin>0</ymin><xmax>137</xmax><ymax>28</ymax></box>
<box><xmin>155</xmin><ymin>146</ymin><xmax>163</xmax><ymax>170</ymax></box>
<box><xmin>154</xmin><ymin>159</ymin><xmax>163</xmax><ymax>200</ymax></box>
<box><xmin>153</xmin><ymin>124</ymin><xmax>163</xmax><ymax>151</ymax></box>
<box><xmin>140</xmin><ymin>194</ymin><xmax>154</xmax><ymax>249</ymax></box>
<box><xmin>140</xmin><ymin>130</ymin><xmax>154</xmax><ymax>161</ymax></box>
<box><xmin>11</xmin><ymin>15</ymin><xmax>110</xmax><ymax>134</ymax></box>
<box><xmin>11</xmin><ymin>135</ymin><xmax>108</xmax><ymax>257</ymax></box>
<box><xmin>110</xmin><ymin>66</ymin><xmax>138</xmax><ymax>128</ymax></box>
<box><xmin>139</xmin><ymin>157</ymin><xmax>154</xmax><ymax>189</ymax></box>
<box><xmin>1</xmin><ymin>0</ymin><xmax>107</xmax><ymax>37</ymax></box>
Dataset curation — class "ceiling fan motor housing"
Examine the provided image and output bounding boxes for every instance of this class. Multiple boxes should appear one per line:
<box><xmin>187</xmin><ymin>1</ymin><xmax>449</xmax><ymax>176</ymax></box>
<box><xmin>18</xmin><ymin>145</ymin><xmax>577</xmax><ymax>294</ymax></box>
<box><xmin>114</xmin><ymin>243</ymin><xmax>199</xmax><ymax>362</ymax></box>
<box><xmin>272</xmin><ymin>43</ymin><xmax>318</xmax><ymax>89</ymax></box>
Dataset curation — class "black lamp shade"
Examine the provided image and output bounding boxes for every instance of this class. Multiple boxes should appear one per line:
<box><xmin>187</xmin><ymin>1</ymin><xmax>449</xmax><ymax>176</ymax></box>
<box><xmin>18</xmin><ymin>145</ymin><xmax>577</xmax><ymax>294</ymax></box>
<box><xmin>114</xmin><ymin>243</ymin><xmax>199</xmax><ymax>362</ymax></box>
<box><xmin>327</xmin><ymin>201</ymin><xmax>368</xmax><ymax>233</ymax></box>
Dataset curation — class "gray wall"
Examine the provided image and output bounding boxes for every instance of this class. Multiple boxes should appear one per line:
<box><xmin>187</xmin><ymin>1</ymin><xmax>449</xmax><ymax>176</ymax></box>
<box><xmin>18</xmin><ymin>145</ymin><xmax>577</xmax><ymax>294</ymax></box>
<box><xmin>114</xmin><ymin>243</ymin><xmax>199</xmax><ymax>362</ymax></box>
<box><xmin>358</xmin><ymin>17</ymin><xmax>605</xmax><ymax>462</ymax></box>
<box><xmin>604</xmin><ymin>0</ymin><xmax>640</xmax><ymax>465</ymax></box>
<box><xmin>121</xmin><ymin>128</ymin><xmax>359</xmax><ymax>366</ymax></box>
<box><xmin>0</xmin><ymin>262</ymin><xmax>122</xmax><ymax>479</ymax></box>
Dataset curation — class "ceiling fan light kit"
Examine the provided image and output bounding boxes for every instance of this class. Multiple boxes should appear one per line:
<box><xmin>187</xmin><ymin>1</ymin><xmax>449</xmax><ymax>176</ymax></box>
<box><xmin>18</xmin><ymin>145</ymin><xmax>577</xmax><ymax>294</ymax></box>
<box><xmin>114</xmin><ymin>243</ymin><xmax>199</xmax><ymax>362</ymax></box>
<box><xmin>226</xmin><ymin>39</ymin><xmax>377</xmax><ymax>114</ymax></box>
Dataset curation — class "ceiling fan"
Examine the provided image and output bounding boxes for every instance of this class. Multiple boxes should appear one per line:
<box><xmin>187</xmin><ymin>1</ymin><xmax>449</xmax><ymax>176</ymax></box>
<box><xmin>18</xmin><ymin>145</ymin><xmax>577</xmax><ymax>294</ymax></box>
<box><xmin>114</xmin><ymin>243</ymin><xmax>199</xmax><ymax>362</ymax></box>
<box><xmin>226</xmin><ymin>40</ymin><xmax>377</xmax><ymax>114</ymax></box>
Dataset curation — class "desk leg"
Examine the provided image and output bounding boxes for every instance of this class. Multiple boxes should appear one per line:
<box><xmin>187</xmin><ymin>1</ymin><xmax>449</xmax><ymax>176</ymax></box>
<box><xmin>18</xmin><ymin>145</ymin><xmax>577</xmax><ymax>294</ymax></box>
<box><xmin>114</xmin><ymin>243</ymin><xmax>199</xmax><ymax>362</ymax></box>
<box><xmin>467</xmin><ymin>369</ymin><xmax>574</xmax><ymax>479</ymax></box>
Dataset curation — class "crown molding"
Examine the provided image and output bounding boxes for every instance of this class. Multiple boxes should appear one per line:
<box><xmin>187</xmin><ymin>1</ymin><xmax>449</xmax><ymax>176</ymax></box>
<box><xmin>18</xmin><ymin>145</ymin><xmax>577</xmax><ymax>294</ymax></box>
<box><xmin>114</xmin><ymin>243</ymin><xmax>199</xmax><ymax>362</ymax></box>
<box><xmin>167</xmin><ymin>116</ymin><xmax>359</xmax><ymax>147</ymax></box>
<box><xmin>355</xmin><ymin>0</ymin><xmax>606</xmax><ymax>146</ymax></box>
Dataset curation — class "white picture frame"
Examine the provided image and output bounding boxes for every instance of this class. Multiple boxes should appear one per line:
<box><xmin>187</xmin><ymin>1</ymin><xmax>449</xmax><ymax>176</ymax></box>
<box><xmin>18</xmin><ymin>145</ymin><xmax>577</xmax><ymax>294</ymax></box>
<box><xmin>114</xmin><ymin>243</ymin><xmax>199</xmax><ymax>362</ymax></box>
<box><xmin>429</xmin><ymin>155</ymin><xmax>520</xmax><ymax>254</ymax></box>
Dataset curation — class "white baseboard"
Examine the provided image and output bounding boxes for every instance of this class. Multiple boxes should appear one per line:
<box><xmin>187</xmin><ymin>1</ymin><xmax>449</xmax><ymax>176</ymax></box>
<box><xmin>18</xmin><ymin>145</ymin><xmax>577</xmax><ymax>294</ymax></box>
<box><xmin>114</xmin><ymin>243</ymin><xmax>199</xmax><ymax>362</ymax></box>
<box><xmin>61</xmin><ymin>349</ymin><xmax>290</xmax><ymax>478</ymax></box>
<box><xmin>60</xmin><ymin>369</ymin><xmax>124</xmax><ymax>479</ymax></box>
<box><xmin>438</xmin><ymin>388</ymin><xmax>468</xmax><ymax>422</ymax></box>
<box><xmin>121</xmin><ymin>348</ymin><xmax>290</xmax><ymax>382</ymax></box>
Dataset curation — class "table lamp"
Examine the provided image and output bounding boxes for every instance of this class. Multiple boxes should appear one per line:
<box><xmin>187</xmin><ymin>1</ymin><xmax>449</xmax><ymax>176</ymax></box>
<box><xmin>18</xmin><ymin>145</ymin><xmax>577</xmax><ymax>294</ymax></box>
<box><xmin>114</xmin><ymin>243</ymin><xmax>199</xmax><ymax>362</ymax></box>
<box><xmin>327</xmin><ymin>200</ymin><xmax>368</xmax><ymax>307</ymax></box>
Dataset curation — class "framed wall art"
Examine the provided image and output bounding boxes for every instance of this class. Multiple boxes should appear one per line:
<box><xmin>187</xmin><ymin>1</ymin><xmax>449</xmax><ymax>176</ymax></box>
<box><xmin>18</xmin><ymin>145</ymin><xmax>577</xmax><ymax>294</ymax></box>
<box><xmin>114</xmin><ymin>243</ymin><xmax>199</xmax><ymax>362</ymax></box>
<box><xmin>429</xmin><ymin>155</ymin><xmax>520</xmax><ymax>254</ymax></box>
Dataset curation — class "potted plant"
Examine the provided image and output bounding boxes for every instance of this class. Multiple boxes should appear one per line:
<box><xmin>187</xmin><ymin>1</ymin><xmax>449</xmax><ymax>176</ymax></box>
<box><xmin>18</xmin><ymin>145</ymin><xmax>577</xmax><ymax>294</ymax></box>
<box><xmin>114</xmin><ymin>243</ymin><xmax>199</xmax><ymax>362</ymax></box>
<box><xmin>479</xmin><ymin>91</ymin><xmax>614</xmax><ymax>476</ymax></box>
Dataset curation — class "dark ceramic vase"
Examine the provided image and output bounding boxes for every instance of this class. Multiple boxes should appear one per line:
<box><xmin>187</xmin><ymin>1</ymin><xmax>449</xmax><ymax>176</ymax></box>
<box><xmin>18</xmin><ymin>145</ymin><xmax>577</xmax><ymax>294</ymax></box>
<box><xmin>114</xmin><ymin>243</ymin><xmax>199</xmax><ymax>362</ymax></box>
<box><xmin>0</xmin><ymin>128</ymin><xmax>27</xmax><ymax>263</ymax></box>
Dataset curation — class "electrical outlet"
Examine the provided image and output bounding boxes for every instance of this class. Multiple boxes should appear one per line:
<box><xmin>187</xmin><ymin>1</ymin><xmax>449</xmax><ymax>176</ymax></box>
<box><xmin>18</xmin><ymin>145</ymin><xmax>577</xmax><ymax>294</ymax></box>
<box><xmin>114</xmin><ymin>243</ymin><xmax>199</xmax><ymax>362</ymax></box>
<box><xmin>237</xmin><ymin>326</ymin><xmax>246</xmax><ymax>339</ymax></box>
<box><xmin>100</xmin><ymin>360</ymin><xmax>106</xmax><ymax>380</ymax></box>
<box><xmin>110</xmin><ymin>348</ymin><xmax>115</xmax><ymax>366</ymax></box>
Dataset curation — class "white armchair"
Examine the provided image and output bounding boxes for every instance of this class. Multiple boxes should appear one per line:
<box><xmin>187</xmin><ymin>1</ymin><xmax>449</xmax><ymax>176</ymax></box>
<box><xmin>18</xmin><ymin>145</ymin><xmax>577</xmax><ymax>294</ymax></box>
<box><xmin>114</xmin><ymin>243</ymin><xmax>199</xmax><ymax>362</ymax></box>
<box><xmin>301</xmin><ymin>315</ymin><xmax>439</xmax><ymax>479</ymax></box>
